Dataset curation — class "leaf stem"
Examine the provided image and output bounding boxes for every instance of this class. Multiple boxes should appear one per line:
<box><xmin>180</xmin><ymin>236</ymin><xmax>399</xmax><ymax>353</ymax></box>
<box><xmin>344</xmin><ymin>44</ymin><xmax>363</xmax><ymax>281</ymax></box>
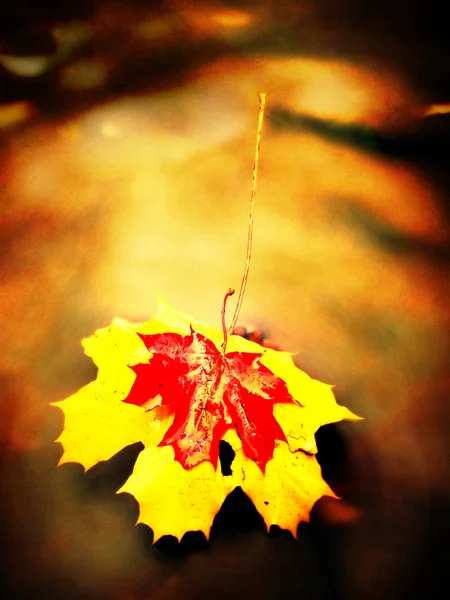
<box><xmin>228</xmin><ymin>92</ymin><xmax>266</xmax><ymax>334</ymax></box>
<box><xmin>221</xmin><ymin>288</ymin><xmax>235</xmax><ymax>354</ymax></box>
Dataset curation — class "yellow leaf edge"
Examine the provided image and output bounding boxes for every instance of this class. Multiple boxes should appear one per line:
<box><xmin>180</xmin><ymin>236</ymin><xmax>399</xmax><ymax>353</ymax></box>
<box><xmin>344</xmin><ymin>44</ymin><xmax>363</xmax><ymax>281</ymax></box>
<box><xmin>52</xmin><ymin>294</ymin><xmax>362</xmax><ymax>540</ymax></box>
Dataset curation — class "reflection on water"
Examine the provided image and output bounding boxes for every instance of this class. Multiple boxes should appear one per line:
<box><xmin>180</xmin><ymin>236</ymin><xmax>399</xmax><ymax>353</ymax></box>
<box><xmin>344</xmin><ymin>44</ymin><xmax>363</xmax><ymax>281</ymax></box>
<box><xmin>1</xmin><ymin>3</ymin><xmax>450</xmax><ymax>600</ymax></box>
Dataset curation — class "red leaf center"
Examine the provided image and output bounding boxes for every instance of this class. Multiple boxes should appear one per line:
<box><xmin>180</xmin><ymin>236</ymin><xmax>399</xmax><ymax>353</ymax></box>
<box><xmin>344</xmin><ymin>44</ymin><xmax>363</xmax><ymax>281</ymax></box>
<box><xmin>123</xmin><ymin>328</ymin><xmax>295</xmax><ymax>471</ymax></box>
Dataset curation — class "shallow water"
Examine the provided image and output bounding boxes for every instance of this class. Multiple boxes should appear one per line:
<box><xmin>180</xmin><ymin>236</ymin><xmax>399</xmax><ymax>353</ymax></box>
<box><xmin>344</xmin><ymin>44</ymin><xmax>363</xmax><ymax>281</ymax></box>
<box><xmin>1</xmin><ymin>3</ymin><xmax>450</xmax><ymax>599</ymax></box>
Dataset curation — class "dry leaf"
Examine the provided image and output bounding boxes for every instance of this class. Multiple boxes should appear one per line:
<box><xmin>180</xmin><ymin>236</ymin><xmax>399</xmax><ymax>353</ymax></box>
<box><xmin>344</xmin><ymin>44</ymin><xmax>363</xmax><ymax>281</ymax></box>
<box><xmin>53</xmin><ymin>296</ymin><xmax>360</xmax><ymax>541</ymax></box>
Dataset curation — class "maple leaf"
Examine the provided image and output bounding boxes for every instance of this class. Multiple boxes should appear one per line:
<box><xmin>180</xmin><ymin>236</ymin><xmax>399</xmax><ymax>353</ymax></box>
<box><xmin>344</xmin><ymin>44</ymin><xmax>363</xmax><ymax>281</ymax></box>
<box><xmin>53</xmin><ymin>296</ymin><xmax>360</xmax><ymax>541</ymax></box>
<box><xmin>123</xmin><ymin>327</ymin><xmax>294</xmax><ymax>471</ymax></box>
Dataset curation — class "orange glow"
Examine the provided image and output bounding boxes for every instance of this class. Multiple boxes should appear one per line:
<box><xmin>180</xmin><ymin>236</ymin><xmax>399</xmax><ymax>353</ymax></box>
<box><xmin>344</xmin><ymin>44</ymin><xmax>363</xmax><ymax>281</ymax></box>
<box><xmin>182</xmin><ymin>7</ymin><xmax>257</xmax><ymax>38</ymax></box>
<box><xmin>423</xmin><ymin>102</ymin><xmax>450</xmax><ymax>116</ymax></box>
<box><xmin>0</xmin><ymin>101</ymin><xmax>35</xmax><ymax>129</ymax></box>
<box><xmin>204</xmin><ymin>9</ymin><xmax>255</xmax><ymax>29</ymax></box>
<box><xmin>2</xmin><ymin>48</ymin><xmax>450</xmax><ymax>589</ymax></box>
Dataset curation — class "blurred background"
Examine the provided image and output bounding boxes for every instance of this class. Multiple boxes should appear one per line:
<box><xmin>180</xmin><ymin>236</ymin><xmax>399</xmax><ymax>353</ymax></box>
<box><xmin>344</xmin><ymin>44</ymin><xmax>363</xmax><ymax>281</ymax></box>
<box><xmin>1</xmin><ymin>1</ymin><xmax>450</xmax><ymax>599</ymax></box>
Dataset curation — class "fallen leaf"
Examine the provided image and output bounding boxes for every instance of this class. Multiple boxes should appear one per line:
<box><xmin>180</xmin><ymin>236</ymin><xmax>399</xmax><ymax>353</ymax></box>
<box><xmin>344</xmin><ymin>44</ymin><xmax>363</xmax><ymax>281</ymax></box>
<box><xmin>53</xmin><ymin>295</ymin><xmax>360</xmax><ymax>541</ymax></box>
<box><xmin>123</xmin><ymin>327</ymin><xmax>294</xmax><ymax>471</ymax></box>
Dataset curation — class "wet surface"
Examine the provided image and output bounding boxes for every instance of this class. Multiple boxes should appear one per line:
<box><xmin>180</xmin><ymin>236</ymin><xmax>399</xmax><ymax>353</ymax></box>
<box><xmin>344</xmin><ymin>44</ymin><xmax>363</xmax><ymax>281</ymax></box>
<box><xmin>2</xmin><ymin>2</ymin><xmax>450</xmax><ymax>599</ymax></box>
